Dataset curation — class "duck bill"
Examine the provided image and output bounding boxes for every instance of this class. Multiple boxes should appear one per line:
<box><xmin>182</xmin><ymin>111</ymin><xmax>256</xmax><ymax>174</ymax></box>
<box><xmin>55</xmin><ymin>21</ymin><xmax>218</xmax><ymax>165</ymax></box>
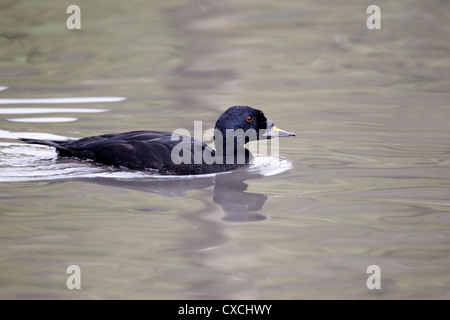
<box><xmin>263</xmin><ymin>120</ymin><xmax>295</xmax><ymax>138</ymax></box>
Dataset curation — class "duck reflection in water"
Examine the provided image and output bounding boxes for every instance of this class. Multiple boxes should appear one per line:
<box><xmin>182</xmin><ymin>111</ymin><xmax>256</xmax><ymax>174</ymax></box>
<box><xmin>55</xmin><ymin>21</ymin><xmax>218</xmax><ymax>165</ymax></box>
<box><xmin>213</xmin><ymin>172</ymin><xmax>268</xmax><ymax>222</ymax></box>
<box><xmin>82</xmin><ymin>170</ymin><xmax>270</xmax><ymax>222</ymax></box>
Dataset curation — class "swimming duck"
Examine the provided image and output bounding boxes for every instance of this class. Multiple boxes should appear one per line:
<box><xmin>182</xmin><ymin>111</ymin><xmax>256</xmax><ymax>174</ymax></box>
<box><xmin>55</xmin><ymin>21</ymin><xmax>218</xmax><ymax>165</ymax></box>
<box><xmin>21</xmin><ymin>106</ymin><xmax>294</xmax><ymax>175</ymax></box>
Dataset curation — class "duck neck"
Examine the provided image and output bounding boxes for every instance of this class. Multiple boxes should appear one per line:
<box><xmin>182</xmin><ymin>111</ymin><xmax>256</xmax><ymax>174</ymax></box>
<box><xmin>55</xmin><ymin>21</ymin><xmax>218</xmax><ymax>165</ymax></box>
<box><xmin>213</xmin><ymin>128</ymin><xmax>253</xmax><ymax>165</ymax></box>
<box><xmin>215</xmin><ymin>138</ymin><xmax>250</xmax><ymax>165</ymax></box>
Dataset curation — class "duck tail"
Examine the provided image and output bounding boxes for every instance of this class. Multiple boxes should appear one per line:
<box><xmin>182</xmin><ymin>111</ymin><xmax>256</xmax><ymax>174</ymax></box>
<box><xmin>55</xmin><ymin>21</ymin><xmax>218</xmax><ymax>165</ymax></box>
<box><xmin>21</xmin><ymin>138</ymin><xmax>62</xmax><ymax>148</ymax></box>
<box><xmin>20</xmin><ymin>138</ymin><xmax>74</xmax><ymax>155</ymax></box>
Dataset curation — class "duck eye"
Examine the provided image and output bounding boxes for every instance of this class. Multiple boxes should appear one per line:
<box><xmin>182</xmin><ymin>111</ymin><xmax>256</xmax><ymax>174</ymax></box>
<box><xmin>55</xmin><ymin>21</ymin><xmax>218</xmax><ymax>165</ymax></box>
<box><xmin>246</xmin><ymin>116</ymin><xmax>253</xmax><ymax>123</ymax></box>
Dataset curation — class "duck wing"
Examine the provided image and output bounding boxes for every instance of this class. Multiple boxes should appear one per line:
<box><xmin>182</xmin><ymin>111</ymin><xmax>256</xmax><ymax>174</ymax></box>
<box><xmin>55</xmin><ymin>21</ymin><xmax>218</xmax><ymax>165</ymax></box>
<box><xmin>21</xmin><ymin>131</ymin><xmax>213</xmax><ymax>174</ymax></box>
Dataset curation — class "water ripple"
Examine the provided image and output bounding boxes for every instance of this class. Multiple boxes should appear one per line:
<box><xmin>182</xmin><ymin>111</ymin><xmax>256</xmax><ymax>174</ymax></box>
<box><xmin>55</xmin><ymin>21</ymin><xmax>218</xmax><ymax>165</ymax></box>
<box><xmin>0</xmin><ymin>141</ymin><xmax>293</xmax><ymax>182</ymax></box>
<box><xmin>0</xmin><ymin>97</ymin><xmax>126</xmax><ymax>104</ymax></box>
<box><xmin>7</xmin><ymin>117</ymin><xmax>78</xmax><ymax>123</ymax></box>
<box><xmin>0</xmin><ymin>108</ymin><xmax>108</xmax><ymax>114</ymax></box>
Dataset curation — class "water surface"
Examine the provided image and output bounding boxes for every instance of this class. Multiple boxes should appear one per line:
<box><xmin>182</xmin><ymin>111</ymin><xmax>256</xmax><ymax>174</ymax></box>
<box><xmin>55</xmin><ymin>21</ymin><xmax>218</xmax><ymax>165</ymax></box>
<box><xmin>0</xmin><ymin>0</ymin><xmax>449</xmax><ymax>299</ymax></box>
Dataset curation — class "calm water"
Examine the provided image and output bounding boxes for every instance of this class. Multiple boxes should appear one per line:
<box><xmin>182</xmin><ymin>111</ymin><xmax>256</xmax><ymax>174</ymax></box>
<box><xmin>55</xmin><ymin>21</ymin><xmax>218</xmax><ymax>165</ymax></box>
<box><xmin>1</xmin><ymin>0</ymin><xmax>450</xmax><ymax>299</ymax></box>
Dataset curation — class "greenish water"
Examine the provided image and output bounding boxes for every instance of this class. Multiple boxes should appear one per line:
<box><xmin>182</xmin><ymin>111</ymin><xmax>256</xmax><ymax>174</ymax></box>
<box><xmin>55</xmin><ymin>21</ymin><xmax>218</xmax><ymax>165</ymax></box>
<box><xmin>0</xmin><ymin>0</ymin><xmax>450</xmax><ymax>299</ymax></box>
